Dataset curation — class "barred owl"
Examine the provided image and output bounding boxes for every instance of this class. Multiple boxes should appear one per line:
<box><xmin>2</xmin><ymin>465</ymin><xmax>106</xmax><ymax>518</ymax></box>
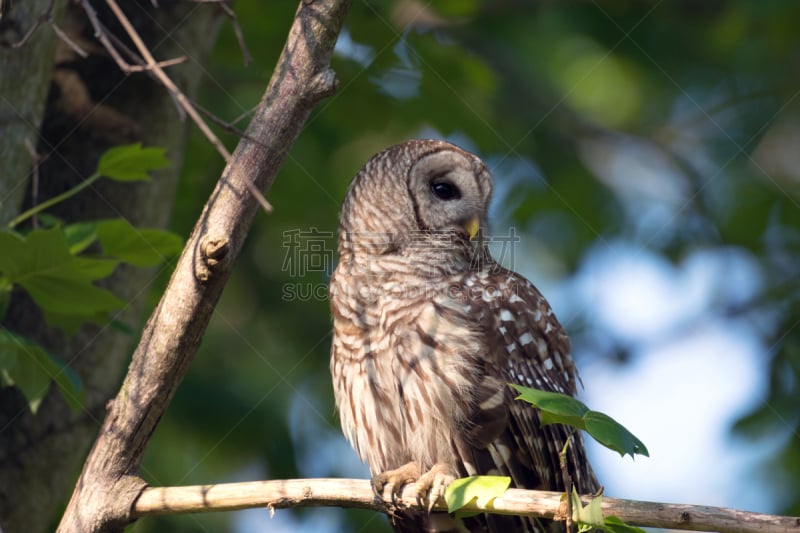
<box><xmin>329</xmin><ymin>140</ymin><xmax>598</xmax><ymax>532</ymax></box>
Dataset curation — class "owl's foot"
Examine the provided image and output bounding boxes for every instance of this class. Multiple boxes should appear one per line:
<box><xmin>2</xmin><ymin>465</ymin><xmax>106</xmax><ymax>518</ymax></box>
<box><xmin>372</xmin><ymin>461</ymin><xmax>455</xmax><ymax>511</ymax></box>
<box><xmin>372</xmin><ymin>461</ymin><xmax>421</xmax><ymax>502</ymax></box>
<box><xmin>415</xmin><ymin>462</ymin><xmax>456</xmax><ymax>512</ymax></box>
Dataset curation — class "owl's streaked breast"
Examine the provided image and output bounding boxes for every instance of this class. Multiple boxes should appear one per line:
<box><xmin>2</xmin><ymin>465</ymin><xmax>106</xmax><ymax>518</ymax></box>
<box><xmin>331</xmin><ymin>271</ymin><xmax>483</xmax><ymax>474</ymax></box>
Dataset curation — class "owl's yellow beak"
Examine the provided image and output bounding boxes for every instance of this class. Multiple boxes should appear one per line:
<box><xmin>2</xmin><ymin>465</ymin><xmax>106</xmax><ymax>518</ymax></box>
<box><xmin>464</xmin><ymin>216</ymin><xmax>480</xmax><ymax>240</ymax></box>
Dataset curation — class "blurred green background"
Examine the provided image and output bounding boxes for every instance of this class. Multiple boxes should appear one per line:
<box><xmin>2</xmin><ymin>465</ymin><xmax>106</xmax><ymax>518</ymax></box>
<box><xmin>131</xmin><ymin>1</ymin><xmax>800</xmax><ymax>531</ymax></box>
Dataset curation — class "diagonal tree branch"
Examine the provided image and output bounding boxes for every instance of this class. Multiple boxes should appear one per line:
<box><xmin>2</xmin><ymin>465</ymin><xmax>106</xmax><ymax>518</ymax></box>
<box><xmin>131</xmin><ymin>478</ymin><xmax>800</xmax><ymax>533</ymax></box>
<box><xmin>56</xmin><ymin>1</ymin><xmax>352</xmax><ymax>531</ymax></box>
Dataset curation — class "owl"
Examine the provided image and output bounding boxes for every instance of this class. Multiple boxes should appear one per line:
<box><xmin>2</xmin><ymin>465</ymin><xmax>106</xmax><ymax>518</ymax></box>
<box><xmin>329</xmin><ymin>140</ymin><xmax>598</xmax><ymax>532</ymax></box>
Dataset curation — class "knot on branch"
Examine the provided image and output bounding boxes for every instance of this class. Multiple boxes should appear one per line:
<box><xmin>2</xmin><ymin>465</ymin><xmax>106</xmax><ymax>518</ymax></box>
<box><xmin>308</xmin><ymin>68</ymin><xmax>337</xmax><ymax>101</ymax></box>
<box><xmin>196</xmin><ymin>236</ymin><xmax>231</xmax><ymax>282</ymax></box>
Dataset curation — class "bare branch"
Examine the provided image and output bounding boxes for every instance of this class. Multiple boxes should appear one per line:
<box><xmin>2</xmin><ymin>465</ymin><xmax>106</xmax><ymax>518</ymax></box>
<box><xmin>8</xmin><ymin>0</ymin><xmax>55</xmax><ymax>48</ymax></box>
<box><xmin>50</xmin><ymin>21</ymin><xmax>88</xmax><ymax>58</ymax></box>
<box><xmin>102</xmin><ymin>0</ymin><xmax>271</xmax><ymax>212</ymax></box>
<box><xmin>77</xmin><ymin>0</ymin><xmax>136</xmax><ymax>71</ymax></box>
<box><xmin>57</xmin><ymin>1</ymin><xmax>351</xmax><ymax>531</ymax></box>
<box><xmin>180</xmin><ymin>0</ymin><xmax>251</xmax><ymax>64</ymax></box>
<box><xmin>218</xmin><ymin>2</ymin><xmax>251</xmax><ymax>66</ymax></box>
<box><xmin>75</xmin><ymin>0</ymin><xmax>185</xmax><ymax>75</ymax></box>
<box><xmin>132</xmin><ymin>479</ymin><xmax>800</xmax><ymax>533</ymax></box>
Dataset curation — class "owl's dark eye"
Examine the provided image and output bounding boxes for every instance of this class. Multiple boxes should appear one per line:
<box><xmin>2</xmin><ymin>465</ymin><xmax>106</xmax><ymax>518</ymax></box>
<box><xmin>431</xmin><ymin>180</ymin><xmax>461</xmax><ymax>201</ymax></box>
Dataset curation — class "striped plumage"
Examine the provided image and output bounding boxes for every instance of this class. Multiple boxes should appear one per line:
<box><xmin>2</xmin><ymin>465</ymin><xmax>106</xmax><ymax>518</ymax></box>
<box><xmin>330</xmin><ymin>140</ymin><xmax>598</xmax><ymax>532</ymax></box>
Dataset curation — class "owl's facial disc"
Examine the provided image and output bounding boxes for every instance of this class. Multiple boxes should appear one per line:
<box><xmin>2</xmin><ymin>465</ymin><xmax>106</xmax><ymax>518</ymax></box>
<box><xmin>408</xmin><ymin>150</ymin><xmax>490</xmax><ymax>239</ymax></box>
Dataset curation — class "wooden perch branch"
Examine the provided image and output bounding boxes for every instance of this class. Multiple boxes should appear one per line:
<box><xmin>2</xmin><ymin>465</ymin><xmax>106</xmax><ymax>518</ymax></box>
<box><xmin>131</xmin><ymin>479</ymin><xmax>800</xmax><ymax>533</ymax></box>
<box><xmin>56</xmin><ymin>1</ymin><xmax>352</xmax><ymax>532</ymax></box>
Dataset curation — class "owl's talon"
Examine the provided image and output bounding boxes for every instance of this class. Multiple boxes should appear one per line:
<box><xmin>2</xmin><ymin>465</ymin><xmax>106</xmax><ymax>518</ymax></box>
<box><xmin>373</xmin><ymin>461</ymin><xmax>421</xmax><ymax>502</ymax></box>
<box><xmin>414</xmin><ymin>463</ymin><xmax>456</xmax><ymax>512</ymax></box>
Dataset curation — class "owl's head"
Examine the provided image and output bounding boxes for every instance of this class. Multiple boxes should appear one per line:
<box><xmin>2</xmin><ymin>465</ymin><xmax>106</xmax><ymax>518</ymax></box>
<box><xmin>338</xmin><ymin>140</ymin><xmax>493</xmax><ymax>261</ymax></box>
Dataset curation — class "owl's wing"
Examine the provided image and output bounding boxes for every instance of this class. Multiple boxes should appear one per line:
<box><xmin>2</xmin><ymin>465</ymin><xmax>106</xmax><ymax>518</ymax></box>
<box><xmin>454</xmin><ymin>266</ymin><xmax>598</xmax><ymax>496</ymax></box>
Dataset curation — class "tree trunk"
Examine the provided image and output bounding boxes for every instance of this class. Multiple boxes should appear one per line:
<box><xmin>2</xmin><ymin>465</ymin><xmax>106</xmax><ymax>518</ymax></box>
<box><xmin>0</xmin><ymin>3</ymin><xmax>224</xmax><ymax>532</ymax></box>
<box><xmin>0</xmin><ymin>0</ymin><xmax>67</xmax><ymax>226</ymax></box>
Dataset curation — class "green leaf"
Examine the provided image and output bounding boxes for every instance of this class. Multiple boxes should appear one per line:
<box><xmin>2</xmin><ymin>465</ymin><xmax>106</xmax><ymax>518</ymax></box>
<box><xmin>37</xmin><ymin>213</ymin><xmax>64</xmax><ymax>229</ymax></box>
<box><xmin>64</xmin><ymin>222</ymin><xmax>98</xmax><ymax>254</ymax></box>
<box><xmin>603</xmin><ymin>515</ymin><xmax>647</xmax><ymax>533</ymax></box>
<box><xmin>40</xmin><ymin>349</ymin><xmax>84</xmax><ymax>413</ymax></box>
<box><xmin>584</xmin><ymin>411</ymin><xmax>649</xmax><ymax>458</ymax></box>
<box><xmin>572</xmin><ymin>487</ymin><xmax>604</xmax><ymax>529</ymax></box>
<box><xmin>444</xmin><ymin>475</ymin><xmax>511</xmax><ymax>512</ymax></box>
<box><xmin>512</xmin><ymin>384</ymin><xmax>648</xmax><ymax>459</ymax></box>
<box><xmin>0</xmin><ymin>347</ymin><xmax>49</xmax><ymax>414</ymax></box>
<box><xmin>72</xmin><ymin>257</ymin><xmax>119</xmax><ymax>280</ymax></box>
<box><xmin>0</xmin><ymin>329</ymin><xmax>84</xmax><ymax>413</ymax></box>
<box><xmin>96</xmin><ymin>219</ymin><xmax>183</xmax><ymax>267</ymax></box>
<box><xmin>0</xmin><ymin>229</ymin><xmax>124</xmax><ymax>318</ymax></box>
<box><xmin>510</xmin><ymin>384</ymin><xmax>589</xmax><ymax>428</ymax></box>
<box><xmin>23</xmin><ymin>274</ymin><xmax>122</xmax><ymax>316</ymax></box>
<box><xmin>96</xmin><ymin>143</ymin><xmax>169</xmax><ymax>182</ymax></box>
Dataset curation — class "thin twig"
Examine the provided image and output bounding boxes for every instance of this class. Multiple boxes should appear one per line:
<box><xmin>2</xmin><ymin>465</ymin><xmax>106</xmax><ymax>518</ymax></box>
<box><xmin>217</xmin><ymin>2</ymin><xmax>251</xmax><ymax>65</ymax></box>
<box><xmin>184</xmin><ymin>0</ymin><xmax>251</xmax><ymax>65</ymax></box>
<box><xmin>96</xmin><ymin>21</ymin><xmax>189</xmax><ymax>122</ymax></box>
<box><xmin>193</xmin><ymin>101</ymin><xmax>264</xmax><ymax>146</ymax></box>
<box><xmin>78</xmin><ymin>0</ymin><xmax>187</xmax><ymax>74</ymax></box>
<box><xmin>166</xmin><ymin>89</ymin><xmax>188</xmax><ymax>122</ymax></box>
<box><xmin>100</xmin><ymin>0</ymin><xmax>222</xmax><ymax>151</ymax></box>
<box><xmin>102</xmin><ymin>0</ymin><xmax>272</xmax><ymax>212</ymax></box>
<box><xmin>9</xmin><ymin>0</ymin><xmax>55</xmax><ymax>48</ymax></box>
<box><xmin>8</xmin><ymin>172</ymin><xmax>102</xmax><ymax>229</ymax></box>
<box><xmin>231</xmin><ymin>105</ymin><xmax>256</xmax><ymax>127</ymax></box>
<box><xmin>77</xmin><ymin>0</ymin><xmax>134</xmax><ymax>71</ymax></box>
<box><xmin>131</xmin><ymin>478</ymin><xmax>800</xmax><ymax>533</ymax></box>
<box><xmin>50</xmin><ymin>21</ymin><xmax>89</xmax><ymax>58</ymax></box>
<box><xmin>102</xmin><ymin>19</ymin><xmax>187</xmax><ymax>72</ymax></box>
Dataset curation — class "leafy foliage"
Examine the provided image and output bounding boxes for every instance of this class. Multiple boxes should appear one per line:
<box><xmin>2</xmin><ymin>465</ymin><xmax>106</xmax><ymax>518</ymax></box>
<box><xmin>571</xmin><ymin>486</ymin><xmax>604</xmax><ymax>532</ymax></box>
<box><xmin>0</xmin><ymin>329</ymin><xmax>83</xmax><ymax>414</ymax></box>
<box><xmin>444</xmin><ymin>475</ymin><xmax>510</xmax><ymax>515</ymax></box>
<box><xmin>0</xmin><ymin>229</ymin><xmax>124</xmax><ymax>317</ymax></box>
<box><xmin>444</xmin><ymin>475</ymin><xmax>646</xmax><ymax>533</ymax></box>
<box><xmin>511</xmin><ymin>385</ymin><xmax>649</xmax><ymax>459</ymax></box>
<box><xmin>95</xmin><ymin>219</ymin><xmax>183</xmax><ymax>268</ymax></box>
<box><xmin>570</xmin><ymin>489</ymin><xmax>646</xmax><ymax>533</ymax></box>
<box><xmin>0</xmin><ymin>144</ymin><xmax>180</xmax><ymax>413</ymax></box>
<box><xmin>96</xmin><ymin>143</ymin><xmax>169</xmax><ymax>182</ymax></box>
